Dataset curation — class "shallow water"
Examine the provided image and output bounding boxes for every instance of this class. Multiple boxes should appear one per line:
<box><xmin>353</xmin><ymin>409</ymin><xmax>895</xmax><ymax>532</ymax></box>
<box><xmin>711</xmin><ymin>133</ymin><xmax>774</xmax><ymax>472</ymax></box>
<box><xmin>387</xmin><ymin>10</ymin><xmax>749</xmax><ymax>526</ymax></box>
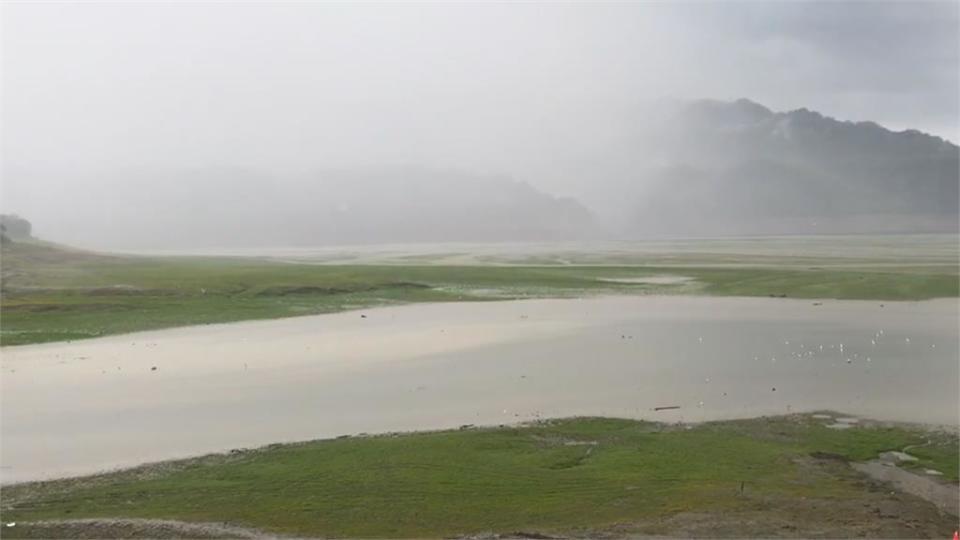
<box><xmin>597</xmin><ymin>275</ymin><xmax>694</xmax><ymax>284</ymax></box>
<box><xmin>2</xmin><ymin>295</ymin><xmax>957</xmax><ymax>483</ymax></box>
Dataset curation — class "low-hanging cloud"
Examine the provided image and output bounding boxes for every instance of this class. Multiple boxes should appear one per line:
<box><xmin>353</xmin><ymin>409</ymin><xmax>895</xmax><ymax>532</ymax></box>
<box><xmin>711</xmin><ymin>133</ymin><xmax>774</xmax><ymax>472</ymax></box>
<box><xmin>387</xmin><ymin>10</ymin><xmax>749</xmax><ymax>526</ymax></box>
<box><xmin>1</xmin><ymin>1</ymin><xmax>956</xmax><ymax>248</ymax></box>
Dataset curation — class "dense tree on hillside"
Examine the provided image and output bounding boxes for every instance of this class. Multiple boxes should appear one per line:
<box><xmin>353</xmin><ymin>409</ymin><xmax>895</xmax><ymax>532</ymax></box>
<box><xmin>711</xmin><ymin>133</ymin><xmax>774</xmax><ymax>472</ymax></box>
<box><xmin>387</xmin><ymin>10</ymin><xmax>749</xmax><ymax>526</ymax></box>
<box><xmin>0</xmin><ymin>214</ymin><xmax>32</xmax><ymax>240</ymax></box>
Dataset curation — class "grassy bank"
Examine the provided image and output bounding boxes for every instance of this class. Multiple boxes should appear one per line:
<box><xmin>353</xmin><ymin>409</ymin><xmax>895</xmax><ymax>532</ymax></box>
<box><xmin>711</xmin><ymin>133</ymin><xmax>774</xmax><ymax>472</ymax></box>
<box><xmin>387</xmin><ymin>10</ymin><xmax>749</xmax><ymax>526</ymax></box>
<box><xmin>2</xmin><ymin>239</ymin><xmax>957</xmax><ymax>345</ymax></box>
<box><xmin>2</xmin><ymin>414</ymin><xmax>957</xmax><ymax>538</ymax></box>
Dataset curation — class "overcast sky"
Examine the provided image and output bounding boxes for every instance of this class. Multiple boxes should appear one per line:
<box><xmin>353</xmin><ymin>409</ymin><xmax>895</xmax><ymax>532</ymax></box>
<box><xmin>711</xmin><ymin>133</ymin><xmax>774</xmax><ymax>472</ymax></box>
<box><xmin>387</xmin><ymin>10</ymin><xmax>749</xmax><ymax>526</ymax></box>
<box><xmin>1</xmin><ymin>1</ymin><xmax>957</xmax><ymax>245</ymax></box>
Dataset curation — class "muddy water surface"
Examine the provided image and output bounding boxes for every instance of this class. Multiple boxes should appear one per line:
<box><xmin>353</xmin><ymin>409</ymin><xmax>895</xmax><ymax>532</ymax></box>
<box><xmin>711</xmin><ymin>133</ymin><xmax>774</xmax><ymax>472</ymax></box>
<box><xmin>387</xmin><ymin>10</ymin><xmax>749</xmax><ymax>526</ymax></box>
<box><xmin>2</xmin><ymin>296</ymin><xmax>957</xmax><ymax>483</ymax></box>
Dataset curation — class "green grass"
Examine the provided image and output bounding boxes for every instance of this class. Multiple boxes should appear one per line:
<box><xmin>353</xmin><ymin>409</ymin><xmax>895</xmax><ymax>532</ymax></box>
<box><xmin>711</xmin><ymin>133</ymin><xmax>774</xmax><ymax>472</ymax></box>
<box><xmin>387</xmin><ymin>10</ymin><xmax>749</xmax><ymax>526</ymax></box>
<box><xmin>2</xmin><ymin>415</ymin><xmax>956</xmax><ymax>538</ymax></box>
<box><xmin>2</xmin><ymin>240</ymin><xmax>957</xmax><ymax>345</ymax></box>
<box><xmin>903</xmin><ymin>438</ymin><xmax>960</xmax><ymax>481</ymax></box>
<box><xmin>689</xmin><ymin>266</ymin><xmax>958</xmax><ymax>300</ymax></box>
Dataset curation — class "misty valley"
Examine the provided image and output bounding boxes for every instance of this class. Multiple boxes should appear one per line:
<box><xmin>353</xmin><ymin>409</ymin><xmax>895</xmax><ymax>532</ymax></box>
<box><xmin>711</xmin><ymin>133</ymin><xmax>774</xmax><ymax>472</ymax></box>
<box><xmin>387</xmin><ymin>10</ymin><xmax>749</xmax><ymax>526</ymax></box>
<box><xmin>1</xmin><ymin>2</ymin><xmax>959</xmax><ymax>539</ymax></box>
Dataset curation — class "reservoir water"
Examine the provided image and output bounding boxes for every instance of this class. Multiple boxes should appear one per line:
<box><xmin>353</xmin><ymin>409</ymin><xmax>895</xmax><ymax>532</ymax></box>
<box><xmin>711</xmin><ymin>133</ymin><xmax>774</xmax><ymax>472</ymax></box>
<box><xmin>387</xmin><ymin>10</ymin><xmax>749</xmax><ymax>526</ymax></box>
<box><xmin>2</xmin><ymin>295</ymin><xmax>956</xmax><ymax>483</ymax></box>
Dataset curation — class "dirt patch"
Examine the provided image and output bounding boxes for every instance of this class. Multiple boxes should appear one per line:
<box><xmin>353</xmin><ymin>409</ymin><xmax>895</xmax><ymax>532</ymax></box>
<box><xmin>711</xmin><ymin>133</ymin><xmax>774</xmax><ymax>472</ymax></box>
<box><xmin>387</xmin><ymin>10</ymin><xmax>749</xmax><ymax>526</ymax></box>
<box><xmin>809</xmin><ymin>451</ymin><xmax>850</xmax><ymax>462</ymax></box>
<box><xmin>255</xmin><ymin>285</ymin><xmax>359</xmax><ymax>296</ymax></box>
<box><xmin>590</xmin><ymin>455</ymin><xmax>959</xmax><ymax>538</ymax></box>
<box><xmin>853</xmin><ymin>460</ymin><xmax>959</xmax><ymax>516</ymax></box>
<box><xmin>457</xmin><ymin>483</ymin><xmax>959</xmax><ymax>539</ymax></box>
<box><xmin>603</xmin><ymin>492</ymin><xmax>958</xmax><ymax>538</ymax></box>
<box><xmin>0</xmin><ymin>518</ymin><xmax>281</xmax><ymax>539</ymax></box>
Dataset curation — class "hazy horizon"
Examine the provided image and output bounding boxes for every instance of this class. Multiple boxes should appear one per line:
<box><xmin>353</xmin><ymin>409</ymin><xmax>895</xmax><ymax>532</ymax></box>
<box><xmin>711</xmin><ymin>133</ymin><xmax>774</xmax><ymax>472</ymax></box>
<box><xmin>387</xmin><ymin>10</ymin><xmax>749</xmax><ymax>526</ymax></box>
<box><xmin>2</xmin><ymin>1</ymin><xmax>958</xmax><ymax>249</ymax></box>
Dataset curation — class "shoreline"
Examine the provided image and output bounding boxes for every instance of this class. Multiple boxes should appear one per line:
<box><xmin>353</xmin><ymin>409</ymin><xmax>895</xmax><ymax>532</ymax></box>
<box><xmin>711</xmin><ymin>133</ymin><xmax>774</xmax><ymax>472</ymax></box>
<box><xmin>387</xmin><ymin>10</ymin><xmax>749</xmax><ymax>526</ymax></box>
<box><xmin>3</xmin><ymin>411</ymin><xmax>958</xmax><ymax>487</ymax></box>
<box><xmin>3</xmin><ymin>413</ymin><xmax>957</xmax><ymax>539</ymax></box>
<box><xmin>3</xmin><ymin>292</ymin><xmax>955</xmax><ymax>350</ymax></box>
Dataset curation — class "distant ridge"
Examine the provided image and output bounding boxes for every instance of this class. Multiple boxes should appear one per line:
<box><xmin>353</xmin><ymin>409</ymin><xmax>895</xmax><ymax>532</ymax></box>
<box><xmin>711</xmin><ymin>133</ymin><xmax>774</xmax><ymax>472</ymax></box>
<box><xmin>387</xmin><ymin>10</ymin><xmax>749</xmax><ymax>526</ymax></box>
<box><xmin>38</xmin><ymin>167</ymin><xmax>598</xmax><ymax>249</ymax></box>
<box><xmin>624</xmin><ymin>98</ymin><xmax>959</xmax><ymax>236</ymax></box>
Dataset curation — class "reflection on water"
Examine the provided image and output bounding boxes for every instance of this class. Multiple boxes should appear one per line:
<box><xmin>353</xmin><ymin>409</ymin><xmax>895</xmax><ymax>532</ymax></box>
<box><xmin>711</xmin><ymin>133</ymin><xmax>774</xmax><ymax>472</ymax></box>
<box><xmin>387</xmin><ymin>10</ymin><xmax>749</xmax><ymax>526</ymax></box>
<box><xmin>2</xmin><ymin>296</ymin><xmax>957</xmax><ymax>483</ymax></box>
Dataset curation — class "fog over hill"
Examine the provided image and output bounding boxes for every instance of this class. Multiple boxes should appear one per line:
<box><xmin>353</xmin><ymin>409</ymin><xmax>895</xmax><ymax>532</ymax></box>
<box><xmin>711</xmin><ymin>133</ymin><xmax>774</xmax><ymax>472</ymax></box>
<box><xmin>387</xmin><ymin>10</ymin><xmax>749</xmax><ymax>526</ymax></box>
<box><xmin>3</xmin><ymin>99</ymin><xmax>958</xmax><ymax>249</ymax></box>
<box><xmin>20</xmin><ymin>168</ymin><xmax>596</xmax><ymax>250</ymax></box>
<box><xmin>614</xmin><ymin>99</ymin><xmax>960</xmax><ymax>236</ymax></box>
<box><xmin>4</xmin><ymin>3</ymin><xmax>957</xmax><ymax>249</ymax></box>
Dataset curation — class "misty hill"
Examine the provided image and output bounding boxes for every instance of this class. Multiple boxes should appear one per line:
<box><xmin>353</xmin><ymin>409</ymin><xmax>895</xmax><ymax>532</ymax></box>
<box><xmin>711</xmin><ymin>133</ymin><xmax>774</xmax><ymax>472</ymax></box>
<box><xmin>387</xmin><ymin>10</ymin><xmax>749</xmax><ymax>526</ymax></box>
<box><xmin>65</xmin><ymin>168</ymin><xmax>595</xmax><ymax>249</ymax></box>
<box><xmin>624</xmin><ymin>99</ymin><xmax>959</xmax><ymax>236</ymax></box>
<box><xmin>7</xmin><ymin>101</ymin><xmax>956</xmax><ymax>248</ymax></box>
